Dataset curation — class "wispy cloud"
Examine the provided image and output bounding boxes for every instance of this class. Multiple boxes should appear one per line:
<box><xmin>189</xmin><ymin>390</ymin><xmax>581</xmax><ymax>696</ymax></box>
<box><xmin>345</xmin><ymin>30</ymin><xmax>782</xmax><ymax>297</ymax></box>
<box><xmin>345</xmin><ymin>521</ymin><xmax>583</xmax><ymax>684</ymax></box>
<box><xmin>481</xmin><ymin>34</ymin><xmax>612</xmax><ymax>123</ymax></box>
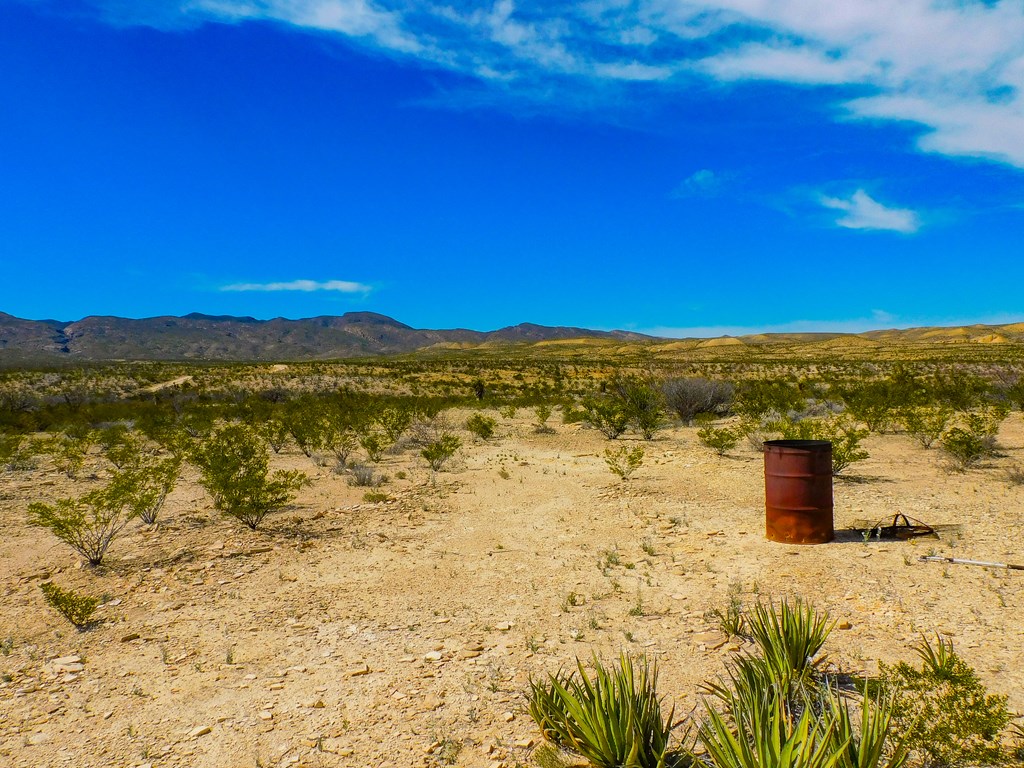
<box><xmin>671</xmin><ymin>169</ymin><xmax>733</xmax><ymax>198</ymax></box>
<box><xmin>77</xmin><ymin>1</ymin><xmax>1024</xmax><ymax>168</ymax></box>
<box><xmin>221</xmin><ymin>279</ymin><xmax>372</xmax><ymax>293</ymax></box>
<box><xmin>819</xmin><ymin>189</ymin><xmax>920</xmax><ymax>233</ymax></box>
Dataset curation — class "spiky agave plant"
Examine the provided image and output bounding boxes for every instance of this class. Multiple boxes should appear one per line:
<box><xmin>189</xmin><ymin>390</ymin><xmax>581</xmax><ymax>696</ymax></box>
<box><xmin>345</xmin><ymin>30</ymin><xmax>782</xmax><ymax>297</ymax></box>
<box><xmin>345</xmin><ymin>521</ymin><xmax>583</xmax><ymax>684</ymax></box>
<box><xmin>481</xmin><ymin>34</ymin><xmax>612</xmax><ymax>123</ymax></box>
<box><xmin>699</xmin><ymin>687</ymin><xmax>845</xmax><ymax>768</ymax></box>
<box><xmin>745</xmin><ymin>599</ymin><xmax>834</xmax><ymax>696</ymax></box>
<box><xmin>528</xmin><ymin>653</ymin><xmax>682</xmax><ymax>768</ymax></box>
<box><xmin>826</xmin><ymin>689</ymin><xmax>909</xmax><ymax>768</ymax></box>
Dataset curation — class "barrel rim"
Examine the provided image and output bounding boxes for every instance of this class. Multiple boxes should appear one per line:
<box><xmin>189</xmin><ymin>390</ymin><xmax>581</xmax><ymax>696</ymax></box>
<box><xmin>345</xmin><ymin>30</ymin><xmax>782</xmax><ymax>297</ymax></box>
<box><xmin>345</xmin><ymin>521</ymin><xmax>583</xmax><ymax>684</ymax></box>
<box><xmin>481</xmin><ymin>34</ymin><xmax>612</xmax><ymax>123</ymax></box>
<box><xmin>763</xmin><ymin>439</ymin><xmax>832</xmax><ymax>449</ymax></box>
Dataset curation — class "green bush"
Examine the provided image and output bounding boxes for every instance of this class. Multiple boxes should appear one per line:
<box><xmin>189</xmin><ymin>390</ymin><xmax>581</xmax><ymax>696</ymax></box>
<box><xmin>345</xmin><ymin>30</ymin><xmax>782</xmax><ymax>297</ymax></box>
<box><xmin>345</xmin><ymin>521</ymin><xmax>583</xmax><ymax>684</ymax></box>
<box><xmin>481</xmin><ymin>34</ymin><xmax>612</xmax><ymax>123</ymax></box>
<box><xmin>534</xmin><ymin>404</ymin><xmax>555</xmax><ymax>433</ymax></box>
<box><xmin>698</xmin><ymin>424</ymin><xmax>739</xmax><ymax>456</ymax></box>
<box><xmin>465</xmin><ymin>413</ymin><xmax>497</xmax><ymax>440</ymax></box>
<box><xmin>422</xmin><ymin>434</ymin><xmax>461</xmax><ymax>471</ymax></box>
<box><xmin>604</xmin><ymin>445</ymin><xmax>644</xmax><ymax>480</ymax></box>
<box><xmin>529</xmin><ymin>653</ymin><xmax>680</xmax><ymax>768</ymax></box>
<box><xmin>900</xmin><ymin>406</ymin><xmax>952</xmax><ymax>449</ymax></box>
<box><xmin>102</xmin><ymin>455</ymin><xmax>181</xmax><ymax>525</ymax></box>
<box><xmin>190</xmin><ymin>424</ymin><xmax>309</xmax><ymax>530</ymax></box>
<box><xmin>780</xmin><ymin>416</ymin><xmax>869</xmax><ymax>475</ymax></box>
<box><xmin>582</xmin><ymin>398</ymin><xmax>630</xmax><ymax>439</ymax></box>
<box><xmin>940</xmin><ymin>427</ymin><xmax>989</xmax><ymax>471</ymax></box>
<box><xmin>879</xmin><ymin>636</ymin><xmax>1011</xmax><ymax>768</ymax></box>
<box><xmin>614</xmin><ymin>377</ymin><xmax>665</xmax><ymax>440</ymax></box>
<box><xmin>28</xmin><ymin>487</ymin><xmax>140</xmax><ymax>565</ymax></box>
<box><xmin>40</xmin><ymin>582</ymin><xmax>100</xmax><ymax>629</ymax></box>
<box><xmin>43</xmin><ymin>430</ymin><xmax>95</xmax><ymax>478</ymax></box>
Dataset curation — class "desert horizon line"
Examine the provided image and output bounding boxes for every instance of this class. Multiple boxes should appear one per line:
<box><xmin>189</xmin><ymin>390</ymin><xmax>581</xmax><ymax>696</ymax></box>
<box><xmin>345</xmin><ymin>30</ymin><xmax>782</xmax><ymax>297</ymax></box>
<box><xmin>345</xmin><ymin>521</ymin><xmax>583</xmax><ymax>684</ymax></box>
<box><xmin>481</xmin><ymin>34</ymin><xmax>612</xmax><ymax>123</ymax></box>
<box><xmin>4</xmin><ymin>308</ymin><xmax>1024</xmax><ymax>342</ymax></box>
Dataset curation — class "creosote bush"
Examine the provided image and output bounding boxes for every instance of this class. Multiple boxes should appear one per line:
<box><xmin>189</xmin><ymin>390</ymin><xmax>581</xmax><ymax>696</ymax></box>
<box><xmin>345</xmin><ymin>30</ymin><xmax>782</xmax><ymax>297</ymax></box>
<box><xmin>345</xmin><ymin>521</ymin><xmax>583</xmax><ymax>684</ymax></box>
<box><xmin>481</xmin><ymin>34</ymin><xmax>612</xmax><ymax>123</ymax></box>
<box><xmin>28</xmin><ymin>487</ymin><xmax>139</xmax><ymax>565</ymax></box>
<box><xmin>190</xmin><ymin>424</ymin><xmax>309</xmax><ymax>530</ymax></box>
<box><xmin>40</xmin><ymin>582</ymin><xmax>100</xmax><ymax>629</ymax></box>
<box><xmin>779</xmin><ymin>416</ymin><xmax>869</xmax><ymax>475</ymax></box>
<box><xmin>604</xmin><ymin>445</ymin><xmax>644</xmax><ymax>480</ymax></box>
<box><xmin>879</xmin><ymin>636</ymin><xmax>1011</xmax><ymax>768</ymax></box>
<box><xmin>422</xmin><ymin>434</ymin><xmax>461</xmax><ymax>472</ymax></box>
<box><xmin>698</xmin><ymin>424</ymin><xmax>740</xmax><ymax>456</ymax></box>
<box><xmin>465</xmin><ymin>413</ymin><xmax>497</xmax><ymax>440</ymax></box>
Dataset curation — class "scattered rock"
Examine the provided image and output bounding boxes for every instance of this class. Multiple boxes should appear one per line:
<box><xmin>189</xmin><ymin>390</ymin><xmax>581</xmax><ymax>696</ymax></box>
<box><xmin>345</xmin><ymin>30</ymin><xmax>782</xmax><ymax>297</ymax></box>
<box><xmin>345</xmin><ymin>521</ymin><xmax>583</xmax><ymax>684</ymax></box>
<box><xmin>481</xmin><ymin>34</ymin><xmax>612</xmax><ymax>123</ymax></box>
<box><xmin>188</xmin><ymin>725</ymin><xmax>212</xmax><ymax>738</ymax></box>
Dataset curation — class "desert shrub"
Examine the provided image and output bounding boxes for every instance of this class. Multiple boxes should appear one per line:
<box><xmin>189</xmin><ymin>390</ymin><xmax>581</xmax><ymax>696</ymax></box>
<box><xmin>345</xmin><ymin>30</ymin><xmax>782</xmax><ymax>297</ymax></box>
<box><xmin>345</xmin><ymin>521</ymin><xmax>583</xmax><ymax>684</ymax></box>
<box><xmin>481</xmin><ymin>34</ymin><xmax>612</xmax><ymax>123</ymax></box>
<box><xmin>929</xmin><ymin>370</ymin><xmax>990</xmax><ymax>412</ymax></box>
<box><xmin>698</xmin><ymin>424</ymin><xmax>739</xmax><ymax>456</ymax></box>
<box><xmin>422</xmin><ymin>434</ymin><xmax>461</xmax><ymax>471</ymax></box>
<box><xmin>879</xmin><ymin>636</ymin><xmax>1011</xmax><ymax>768</ymax></box>
<box><xmin>614</xmin><ymin>377</ymin><xmax>665</xmax><ymax>440</ymax></box>
<box><xmin>465</xmin><ymin>413</ymin><xmax>497</xmax><ymax>440</ymax></box>
<box><xmin>283</xmin><ymin>404</ymin><xmax>329</xmax><ymax>458</ymax></box>
<box><xmin>737</xmin><ymin>415</ymin><xmax>781</xmax><ymax>453</ymax></box>
<box><xmin>940</xmin><ymin>428</ymin><xmax>989</xmax><ymax>471</ymax></box>
<box><xmin>582</xmin><ymin>397</ymin><xmax>630</xmax><ymax>439</ymax></box>
<box><xmin>528</xmin><ymin>653</ymin><xmax>679</xmax><ymax>768</ymax></box>
<box><xmin>190</xmin><ymin>424</ymin><xmax>309</xmax><ymax>530</ymax></box>
<box><xmin>360</xmin><ymin>434</ymin><xmax>391</xmax><ymax>462</ymax></box>
<box><xmin>258</xmin><ymin>417</ymin><xmax>291</xmax><ymax>454</ymax></box>
<box><xmin>0</xmin><ymin>432</ymin><xmax>38</xmax><ymax>471</ymax></box>
<box><xmin>39</xmin><ymin>582</ymin><xmax>100</xmax><ymax>629</ymax></box>
<box><xmin>43</xmin><ymin>430</ymin><xmax>95</xmax><ymax>478</ymax></box>
<box><xmin>780</xmin><ymin>416</ymin><xmax>869</xmax><ymax>475</ymax></box>
<box><xmin>604</xmin><ymin>445</ymin><xmax>644</xmax><ymax>480</ymax></box>
<box><xmin>499</xmin><ymin>405</ymin><xmax>517</xmax><ymax>420</ymax></box>
<box><xmin>534</xmin><ymin>404</ymin><xmax>555</xmax><ymax>433</ymax></box>
<box><xmin>362</xmin><ymin>491</ymin><xmax>389</xmax><ymax>503</ymax></box>
<box><xmin>900</xmin><ymin>406</ymin><xmax>953</xmax><ymax>449</ymax></box>
<box><xmin>347</xmin><ymin>462</ymin><xmax>385</xmax><ymax>487</ymax></box>
<box><xmin>101</xmin><ymin>455</ymin><xmax>181</xmax><ymax>525</ymax></box>
<box><xmin>377</xmin><ymin>405</ymin><xmax>413</xmax><ymax>443</ymax></box>
<box><xmin>662</xmin><ymin>377</ymin><xmax>734</xmax><ymax>424</ymax></box>
<box><xmin>735</xmin><ymin>380</ymin><xmax>807</xmax><ymax>418</ymax></box>
<box><xmin>939</xmin><ymin>409</ymin><xmax>1003</xmax><ymax>471</ymax></box>
<box><xmin>28</xmin><ymin>487</ymin><xmax>140</xmax><ymax>565</ymax></box>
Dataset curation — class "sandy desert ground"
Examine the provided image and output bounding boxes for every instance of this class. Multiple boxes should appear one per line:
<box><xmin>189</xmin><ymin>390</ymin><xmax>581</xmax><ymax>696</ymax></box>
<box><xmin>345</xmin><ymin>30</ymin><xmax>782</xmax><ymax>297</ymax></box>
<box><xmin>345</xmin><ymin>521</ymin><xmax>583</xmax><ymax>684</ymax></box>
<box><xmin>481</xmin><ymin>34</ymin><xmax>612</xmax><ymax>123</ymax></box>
<box><xmin>1</xmin><ymin>411</ymin><xmax>1022</xmax><ymax>768</ymax></box>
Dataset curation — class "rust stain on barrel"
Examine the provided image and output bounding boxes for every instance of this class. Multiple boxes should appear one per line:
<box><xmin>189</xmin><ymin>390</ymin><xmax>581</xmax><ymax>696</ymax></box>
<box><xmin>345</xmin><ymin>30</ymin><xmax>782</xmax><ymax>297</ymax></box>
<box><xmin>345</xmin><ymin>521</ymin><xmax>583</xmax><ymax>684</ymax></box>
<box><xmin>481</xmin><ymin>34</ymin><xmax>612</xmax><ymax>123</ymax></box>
<box><xmin>763</xmin><ymin>439</ymin><xmax>834</xmax><ymax>544</ymax></box>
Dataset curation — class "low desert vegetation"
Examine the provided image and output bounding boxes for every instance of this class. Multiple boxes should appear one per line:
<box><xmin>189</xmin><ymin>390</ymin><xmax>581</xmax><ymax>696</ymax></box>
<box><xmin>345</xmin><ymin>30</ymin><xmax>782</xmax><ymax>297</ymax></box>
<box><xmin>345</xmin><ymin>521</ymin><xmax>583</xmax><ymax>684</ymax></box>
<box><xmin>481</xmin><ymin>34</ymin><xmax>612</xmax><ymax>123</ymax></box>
<box><xmin>530</xmin><ymin>600</ymin><xmax>1019</xmax><ymax>768</ymax></box>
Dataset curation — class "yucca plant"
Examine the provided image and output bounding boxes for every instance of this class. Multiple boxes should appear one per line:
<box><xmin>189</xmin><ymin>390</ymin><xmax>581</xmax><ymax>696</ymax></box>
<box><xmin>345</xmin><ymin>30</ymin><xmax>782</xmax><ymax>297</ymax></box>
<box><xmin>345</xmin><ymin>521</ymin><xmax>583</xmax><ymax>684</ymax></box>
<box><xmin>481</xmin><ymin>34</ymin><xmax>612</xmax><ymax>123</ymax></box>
<box><xmin>912</xmin><ymin>635</ymin><xmax>956</xmax><ymax>679</ymax></box>
<box><xmin>826</xmin><ymin>689</ymin><xmax>909</xmax><ymax>768</ymax></box>
<box><xmin>528</xmin><ymin>653</ymin><xmax>682</xmax><ymax>768</ymax></box>
<box><xmin>699</xmin><ymin>688</ymin><xmax>845</xmax><ymax>768</ymax></box>
<box><xmin>746</xmin><ymin>599</ymin><xmax>834</xmax><ymax>695</ymax></box>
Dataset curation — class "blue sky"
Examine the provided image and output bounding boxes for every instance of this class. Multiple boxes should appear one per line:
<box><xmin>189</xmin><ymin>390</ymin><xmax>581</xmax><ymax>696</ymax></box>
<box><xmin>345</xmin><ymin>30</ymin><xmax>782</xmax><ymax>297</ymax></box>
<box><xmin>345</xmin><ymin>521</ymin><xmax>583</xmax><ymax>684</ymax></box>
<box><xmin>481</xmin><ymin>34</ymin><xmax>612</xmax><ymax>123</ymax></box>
<box><xmin>2</xmin><ymin>0</ymin><xmax>1024</xmax><ymax>336</ymax></box>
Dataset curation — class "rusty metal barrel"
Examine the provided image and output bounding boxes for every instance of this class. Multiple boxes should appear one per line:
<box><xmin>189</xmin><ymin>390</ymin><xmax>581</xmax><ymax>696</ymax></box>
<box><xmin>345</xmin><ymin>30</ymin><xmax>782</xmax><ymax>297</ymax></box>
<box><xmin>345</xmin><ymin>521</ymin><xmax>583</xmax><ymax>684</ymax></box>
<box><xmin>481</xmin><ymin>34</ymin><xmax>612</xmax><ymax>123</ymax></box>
<box><xmin>763</xmin><ymin>440</ymin><xmax>834</xmax><ymax>544</ymax></box>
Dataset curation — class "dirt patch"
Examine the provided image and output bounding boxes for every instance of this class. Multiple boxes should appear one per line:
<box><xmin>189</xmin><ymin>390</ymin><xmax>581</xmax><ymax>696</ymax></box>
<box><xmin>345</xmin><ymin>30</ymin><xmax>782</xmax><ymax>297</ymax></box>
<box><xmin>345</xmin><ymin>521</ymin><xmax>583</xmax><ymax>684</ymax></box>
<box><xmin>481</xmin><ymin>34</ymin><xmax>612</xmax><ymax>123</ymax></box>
<box><xmin>1</xmin><ymin>413</ymin><xmax>1022</xmax><ymax>767</ymax></box>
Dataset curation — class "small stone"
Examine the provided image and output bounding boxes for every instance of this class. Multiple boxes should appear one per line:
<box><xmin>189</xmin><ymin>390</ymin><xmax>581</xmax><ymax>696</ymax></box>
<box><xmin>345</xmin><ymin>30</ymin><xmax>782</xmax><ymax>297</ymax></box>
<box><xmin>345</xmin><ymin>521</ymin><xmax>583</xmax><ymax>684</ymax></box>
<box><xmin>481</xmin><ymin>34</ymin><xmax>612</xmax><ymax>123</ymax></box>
<box><xmin>420</xmin><ymin>694</ymin><xmax>444</xmax><ymax>711</ymax></box>
<box><xmin>423</xmin><ymin>651</ymin><xmax>443</xmax><ymax>662</ymax></box>
<box><xmin>120</xmin><ymin>633</ymin><xmax>141</xmax><ymax>643</ymax></box>
<box><xmin>514</xmin><ymin>738</ymin><xmax>534</xmax><ymax>749</ymax></box>
<box><xmin>347</xmin><ymin>663</ymin><xmax>370</xmax><ymax>677</ymax></box>
<box><xmin>502</xmin><ymin>711</ymin><xmax>515</xmax><ymax>722</ymax></box>
<box><xmin>258</xmin><ymin>711</ymin><xmax>273</xmax><ymax>721</ymax></box>
<box><xmin>495</xmin><ymin>622</ymin><xmax>511</xmax><ymax>631</ymax></box>
<box><xmin>188</xmin><ymin>725</ymin><xmax>212</xmax><ymax>738</ymax></box>
<box><xmin>837</xmin><ymin>620</ymin><xmax>853</xmax><ymax>630</ymax></box>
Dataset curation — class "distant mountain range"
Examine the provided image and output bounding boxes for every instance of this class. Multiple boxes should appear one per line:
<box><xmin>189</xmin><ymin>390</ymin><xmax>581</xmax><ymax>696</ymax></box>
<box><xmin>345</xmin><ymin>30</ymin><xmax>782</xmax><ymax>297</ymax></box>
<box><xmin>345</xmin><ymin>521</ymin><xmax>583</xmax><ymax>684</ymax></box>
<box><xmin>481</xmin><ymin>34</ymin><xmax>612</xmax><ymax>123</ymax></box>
<box><xmin>2</xmin><ymin>311</ymin><xmax>1023</xmax><ymax>364</ymax></box>
<box><xmin>0</xmin><ymin>311</ymin><xmax>652</xmax><ymax>363</ymax></box>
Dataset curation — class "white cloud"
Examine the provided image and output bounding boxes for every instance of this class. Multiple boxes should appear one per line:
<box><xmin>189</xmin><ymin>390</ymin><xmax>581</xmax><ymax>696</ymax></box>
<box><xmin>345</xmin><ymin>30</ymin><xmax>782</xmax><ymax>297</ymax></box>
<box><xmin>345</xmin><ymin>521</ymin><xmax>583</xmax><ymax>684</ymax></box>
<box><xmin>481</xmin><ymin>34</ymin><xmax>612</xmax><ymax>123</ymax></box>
<box><xmin>221</xmin><ymin>279</ymin><xmax>372</xmax><ymax>293</ymax></box>
<box><xmin>671</xmin><ymin>168</ymin><xmax>729</xmax><ymax>197</ymax></box>
<box><xmin>819</xmin><ymin>189</ymin><xmax>920</xmax><ymax>233</ymax></box>
<box><xmin>80</xmin><ymin>1</ymin><xmax>1024</xmax><ymax>169</ymax></box>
